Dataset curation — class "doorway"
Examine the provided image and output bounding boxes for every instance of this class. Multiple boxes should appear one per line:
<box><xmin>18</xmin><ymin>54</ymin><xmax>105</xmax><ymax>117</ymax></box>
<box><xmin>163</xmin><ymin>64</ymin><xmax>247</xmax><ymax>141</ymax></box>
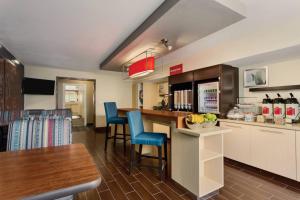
<box><xmin>56</xmin><ymin>77</ymin><xmax>96</xmax><ymax>127</ymax></box>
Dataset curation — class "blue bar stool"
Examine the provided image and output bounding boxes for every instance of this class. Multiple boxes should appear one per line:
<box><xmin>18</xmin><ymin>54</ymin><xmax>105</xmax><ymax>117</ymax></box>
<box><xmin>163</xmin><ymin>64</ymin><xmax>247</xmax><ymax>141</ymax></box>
<box><xmin>127</xmin><ymin>110</ymin><xmax>167</xmax><ymax>180</ymax></box>
<box><xmin>104</xmin><ymin>102</ymin><xmax>128</xmax><ymax>152</ymax></box>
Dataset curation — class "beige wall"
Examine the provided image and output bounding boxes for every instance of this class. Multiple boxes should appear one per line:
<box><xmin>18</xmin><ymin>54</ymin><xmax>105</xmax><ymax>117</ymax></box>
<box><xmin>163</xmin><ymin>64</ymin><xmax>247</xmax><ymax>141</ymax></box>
<box><xmin>239</xmin><ymin>57</ymin><xmax>300</xmax><ymax>104</ymax></box>
<box><xmin>24</xmin><ymin>65</ymin><xmax>132</xmax><ymax>127</ymax></box>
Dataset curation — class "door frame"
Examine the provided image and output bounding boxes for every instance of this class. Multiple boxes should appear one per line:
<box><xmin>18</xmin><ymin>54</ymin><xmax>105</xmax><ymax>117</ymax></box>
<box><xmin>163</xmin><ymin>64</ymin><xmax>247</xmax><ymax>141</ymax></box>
<box><xmin>56</xmin><ymin>77</ymin><xmax>96</xmax><ymax>126</ymax></box>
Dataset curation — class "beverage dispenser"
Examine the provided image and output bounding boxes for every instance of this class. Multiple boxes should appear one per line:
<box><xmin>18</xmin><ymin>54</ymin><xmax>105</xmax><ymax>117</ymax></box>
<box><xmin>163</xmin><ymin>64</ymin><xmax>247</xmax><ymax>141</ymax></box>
<box><xmin>262</xmin><ymin>94</ymin><xmax>273</xmax><ymax>119</ymax></box>
<box><xmin>285</xmin><ymin>93</ymin><xmax>299</xmax><ymax>122</ymax></box>
<box><xmin>273</xmin><ymin>93</ymin><xmax>285</xmax><ymax>118</ymax></box>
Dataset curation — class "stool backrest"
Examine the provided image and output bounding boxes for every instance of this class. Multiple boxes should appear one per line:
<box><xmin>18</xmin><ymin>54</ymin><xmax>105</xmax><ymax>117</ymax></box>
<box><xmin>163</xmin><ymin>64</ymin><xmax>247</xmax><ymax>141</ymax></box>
<box><xmin>104</xmin><ymin>102</ymin><xmax>118</xmax><ymax>123</ymax></box>
<box><xmin>127</xmin><ymin>111</ymin><xmax>144</xmax><ymax>139</ymax></box>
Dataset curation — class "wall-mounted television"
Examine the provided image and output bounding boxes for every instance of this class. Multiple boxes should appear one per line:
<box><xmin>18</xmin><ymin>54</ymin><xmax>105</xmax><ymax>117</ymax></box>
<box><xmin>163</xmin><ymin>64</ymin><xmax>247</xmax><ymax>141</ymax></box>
<box><xmin>23</xmin><ymin>78</ymin><xmax>55</xmax><ymax>95</ymax></box>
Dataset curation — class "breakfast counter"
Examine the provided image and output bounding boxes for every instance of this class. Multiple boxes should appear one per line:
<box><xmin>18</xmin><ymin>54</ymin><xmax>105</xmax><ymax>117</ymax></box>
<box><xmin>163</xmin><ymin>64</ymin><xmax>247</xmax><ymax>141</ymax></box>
<box><xmin>118</xmin><ymin>108</ymin><xmax>190</xmax><ymax>128</ymax></box>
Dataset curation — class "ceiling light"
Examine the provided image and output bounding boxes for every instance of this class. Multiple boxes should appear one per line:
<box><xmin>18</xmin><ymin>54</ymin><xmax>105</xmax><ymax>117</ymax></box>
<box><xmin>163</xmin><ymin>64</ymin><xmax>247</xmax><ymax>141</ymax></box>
<box><xmin>128</xmin><ymin>57</ymin><xmax>155</xmax><ymax>78</ymax></box>
<box><xmin>161</xmin><ymin>38</ymin><xmax>172</xmax><ymax>51</ymax></box>
<box><xmin>13</xmin><ymin>59</ymin><xmax>20</xmax><ymax>64</ymax></box>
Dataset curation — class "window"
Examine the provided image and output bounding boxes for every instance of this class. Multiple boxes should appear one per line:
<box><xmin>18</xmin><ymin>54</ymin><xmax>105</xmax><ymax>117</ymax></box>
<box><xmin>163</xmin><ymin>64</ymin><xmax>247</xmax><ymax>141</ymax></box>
<box><xmin>65</xmin><ymin>91</ymin><xmax>78</xmax><ymax>103</ymax></box>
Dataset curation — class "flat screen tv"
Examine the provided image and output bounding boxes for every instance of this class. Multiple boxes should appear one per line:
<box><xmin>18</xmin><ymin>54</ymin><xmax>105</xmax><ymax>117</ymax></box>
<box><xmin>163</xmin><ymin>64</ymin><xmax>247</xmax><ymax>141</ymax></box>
<box><xmin>23</xmin><ymin>78</ymin><xmax>55</xmax><ymax>95</ymax></box>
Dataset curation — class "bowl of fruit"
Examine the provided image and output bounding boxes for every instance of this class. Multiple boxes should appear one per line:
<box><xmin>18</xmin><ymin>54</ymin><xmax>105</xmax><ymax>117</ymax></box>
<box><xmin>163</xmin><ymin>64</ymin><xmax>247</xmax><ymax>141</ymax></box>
<box><xmin>185</xmin><ymin>113</ymin><xmax>218</xmax><ymax>130</ymax></box>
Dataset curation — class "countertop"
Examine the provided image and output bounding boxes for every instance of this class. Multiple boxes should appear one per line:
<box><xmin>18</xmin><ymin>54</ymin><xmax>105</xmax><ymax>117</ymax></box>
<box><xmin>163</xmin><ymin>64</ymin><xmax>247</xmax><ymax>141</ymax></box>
<box><xmin>219</xmin><ymin>119</ymin><xmax>300</xmax><ymax>131</ymax></box>
<box><xmin>118</xmin><ymin>108</ymin><xmax>190</xmax><ymax>119</ymax></box>
<box><xmin>177</xmin><ymin>127</ymin><xmax>231</xmax><ymax>137</ymax></box>
<box><xmin>118</xmin><ymin>108</ymin><xmax>190</xmax><ymax>128</ymax></box>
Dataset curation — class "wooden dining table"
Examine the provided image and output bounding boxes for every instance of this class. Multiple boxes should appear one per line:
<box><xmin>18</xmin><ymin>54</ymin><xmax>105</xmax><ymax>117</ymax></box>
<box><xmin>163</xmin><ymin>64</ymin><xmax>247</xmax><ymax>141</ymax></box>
<box><xmin>0</xmin><ymin>143</ymin><xmax>101</xmax><ymax>200</ymax></box>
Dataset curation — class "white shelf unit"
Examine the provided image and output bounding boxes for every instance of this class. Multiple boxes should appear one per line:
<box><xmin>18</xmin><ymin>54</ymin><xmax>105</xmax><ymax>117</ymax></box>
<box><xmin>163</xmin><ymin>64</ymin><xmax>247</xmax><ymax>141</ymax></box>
<box><xmin>172</xmin><ymin>128</ymin><xmax>226</xmax><ymax>199</ymax></box>
<box><xmin>199</xmin><ymin>134</ymin><xmax>224</xmax><ymax>197</ymax></box>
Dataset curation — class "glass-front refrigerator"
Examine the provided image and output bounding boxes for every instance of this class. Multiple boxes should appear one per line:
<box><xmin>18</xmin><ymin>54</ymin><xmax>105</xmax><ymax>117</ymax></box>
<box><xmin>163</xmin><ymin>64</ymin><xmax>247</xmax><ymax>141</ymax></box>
<box><xmin>198</xmin><ymin>82</ymin><xmax>219</xmax><ymax>114</ymax></box>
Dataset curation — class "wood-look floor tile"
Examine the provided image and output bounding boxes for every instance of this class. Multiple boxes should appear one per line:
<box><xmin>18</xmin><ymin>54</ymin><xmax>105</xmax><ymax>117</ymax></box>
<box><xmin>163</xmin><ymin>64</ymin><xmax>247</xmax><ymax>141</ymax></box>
<box><xmin>113</xmin><ymin>173</ymin><xmax>134</xmax><ymax>193</ymax></box>
<box><xmin>107</xmin><ymin>181</ymin><xmax>128</xmax><ymax>200</ymax></box>
<box><xmin>99</xmin><ymin>190</ymin><xmax>115</xmax><ymax>200</ymax></box>
<box><xmin>85</xmin><ymin>189</ymin><xmax>100</xmax><ymax>200</ymax></box>
<box><xmin>180</xmin><ymin>193</ymin><xmax>194</xmax><ymax>200</ymax></box>
<box><xmin>156</xmin><ymin>182</ymin><xmax>183</xmax><ymax>200</ymax></box>
<box><xmin>73</xmin><ymin>127</ymin><xmax>300</xmax><ymax>200</ymax></box>
<box><xmin>127</xmin><ymin>191</ymin><xmax>142</xmax><ymax>200</ymax></box>
<box><xmin>131</xmin><ymin>181</ymin><xmax>156</xmax><ymax>200</ymax></box>
<box><xmin>98</xmin><ymin>166</ymin><xmax>114</xmax><ymax>182</ymax></box>
<box><xmin>97</xmin><ymin>180</ymin><xmax>108</xmax><ymax>192</ymax></box>
<box><xmin>232</xmin><ymin>184</ymin><xmax>272</xmax><ymax>199</ymax></box>
<box><xmin>117</xmin><ymin>166</ymin><xmax>138</xmax><ymax>183</ymax></box>
<box><xmin>135</xmin><ymin>173</ymin><xmax>160</xmax><ymax>194</ymax></box>
<box><xmin>154</xmin><ymin>192</ymin><xmax>170</xmax><ymax>200</ymax></box>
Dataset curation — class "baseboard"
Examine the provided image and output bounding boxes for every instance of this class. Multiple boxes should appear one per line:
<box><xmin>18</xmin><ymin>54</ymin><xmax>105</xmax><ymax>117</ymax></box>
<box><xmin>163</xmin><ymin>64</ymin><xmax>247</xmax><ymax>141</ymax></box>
<box><xmin>95</xmin><ymin>126</ymin><xmax>110</xmax><ymax>133</ymax></box>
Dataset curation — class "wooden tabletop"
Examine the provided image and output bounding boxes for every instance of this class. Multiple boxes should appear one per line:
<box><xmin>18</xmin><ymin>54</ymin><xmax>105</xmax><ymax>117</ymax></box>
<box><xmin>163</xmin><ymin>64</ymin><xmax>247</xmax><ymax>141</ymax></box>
<box><xmin>0</xmin><ymin>144</ymin><xmax>101</xmax><ymax>200</ymax></box>
<box><xmin>118</xmin><ymin>108</ymin><xmax>190</xmax><ymax>128</ymax></box>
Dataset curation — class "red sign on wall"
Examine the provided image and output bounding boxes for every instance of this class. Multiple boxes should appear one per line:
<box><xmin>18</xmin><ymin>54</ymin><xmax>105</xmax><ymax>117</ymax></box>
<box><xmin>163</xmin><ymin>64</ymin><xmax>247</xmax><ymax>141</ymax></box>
<box><xmin>170</xmin><ymin>64</ymin><xmax>183</xmax><ymax>76</ymax></box>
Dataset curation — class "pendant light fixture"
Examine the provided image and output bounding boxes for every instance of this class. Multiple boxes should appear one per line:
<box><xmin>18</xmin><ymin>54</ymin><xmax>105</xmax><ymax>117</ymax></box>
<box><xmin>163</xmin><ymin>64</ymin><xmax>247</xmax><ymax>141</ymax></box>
<box><xmin>128</xmin><ymin>56</ymin><xmax>155</xmax><ymax>78</ymax></box>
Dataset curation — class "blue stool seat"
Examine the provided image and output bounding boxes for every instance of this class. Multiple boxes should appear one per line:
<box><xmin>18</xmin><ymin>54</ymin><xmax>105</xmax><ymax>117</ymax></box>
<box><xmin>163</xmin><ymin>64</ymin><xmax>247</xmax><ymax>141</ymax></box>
<box><xmin>108</xmin><ymin>116</ymin><xmax>127</xmax><ymax>124</ymax></box>
<box><xmin>104</xmin><ymin>102</ymin><xmax>128</xmax><ymax>151</ymax></box>
<box><xmin>132</xmin><ymin>132</ymin><xmax>166</xmax><ymax>146</ymax></box>
<box><xmin>127</xmin><ymin>111</ymin><xmax>168</xmax><ymax>180</ymax></box>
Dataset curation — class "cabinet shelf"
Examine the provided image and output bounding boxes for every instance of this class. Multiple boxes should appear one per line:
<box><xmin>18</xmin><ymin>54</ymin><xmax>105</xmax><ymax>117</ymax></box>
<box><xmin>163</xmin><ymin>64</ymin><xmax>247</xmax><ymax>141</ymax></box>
<box><xmin>249</xmin><ymin>85</ymin><xmax>300</xmax><ymax>92</ymax></box>
<box><xmin>200</xmin><ymin>176</ymin><xmax>223</xmax><ymax>196</ymax></box>
<box><xmin>200</xmin><ymin>149</ymin><xmax>222</xmax><ymax>162</ymax></box>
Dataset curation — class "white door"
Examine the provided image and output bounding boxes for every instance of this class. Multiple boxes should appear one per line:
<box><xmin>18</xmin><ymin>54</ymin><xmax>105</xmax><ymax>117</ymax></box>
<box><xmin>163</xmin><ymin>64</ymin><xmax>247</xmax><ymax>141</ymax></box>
<box><xmin>251</xmin><ymin>127</ymin><xmax>296</xmax><ymax>180</ymax></box>
<box><xmin>220</xmin><ymin>122</ymin><xmax>251</xmax><ymax>165</ymax></box>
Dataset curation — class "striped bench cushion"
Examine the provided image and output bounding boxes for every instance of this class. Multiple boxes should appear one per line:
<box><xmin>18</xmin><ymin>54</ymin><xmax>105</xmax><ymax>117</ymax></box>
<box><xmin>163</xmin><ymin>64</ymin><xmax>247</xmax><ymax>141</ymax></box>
<box><xmin>7</xmin><ymin>118</ymin><xmax>72</xmax><ymax>151</ymax></box>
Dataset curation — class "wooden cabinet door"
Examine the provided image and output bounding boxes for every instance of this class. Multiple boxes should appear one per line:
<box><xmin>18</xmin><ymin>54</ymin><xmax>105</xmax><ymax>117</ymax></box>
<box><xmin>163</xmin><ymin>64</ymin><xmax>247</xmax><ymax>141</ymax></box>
<box><xmin>251</xmin><ymin>127</ymin><xmax>296</xmax><ymax>180</ymax></box>
<box><xmin>220</xmin><ymin>122</ymin><xmax>251</xmax><ymax>165</ymax></box>
<box><xmin>193</xmin><ymin>65</ymin><xmax>220</xmax><ymax>81</ymax></box>
<box><xmin>0</xmin><ymin>59</ymin><xmax>4</xmax><ymax>111</ymax></box>
<box><xmin>4</xmin><ymin>60</ymin><xmax>24</xmax><ymax>111</ymax></box>
<box><xmin>169</xmin><ymin>71</ymin><xmax>193</xmax><ymax>85</ymax></box>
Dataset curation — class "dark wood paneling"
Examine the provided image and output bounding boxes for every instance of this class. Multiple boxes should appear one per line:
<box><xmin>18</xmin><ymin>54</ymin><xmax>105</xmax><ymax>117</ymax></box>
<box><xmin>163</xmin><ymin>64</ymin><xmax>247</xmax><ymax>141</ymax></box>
<box><xmin>0</xmin><ymin>59</ymin><xmax>4</xmax><ymax>110</ymax></box>
<box><xmin>4</xmin><ymin>60</ymin><xmax>24</xmax><ymax>111</ymax></box>
<box><xmin>193</xmin><ymin>65</ymin><xmax>220</xmax><ymax>81</ymax></box>
<box><xmin>219</xmin><ymin>65</ymin><xmax>239</xmax><ymax>118</ymax></box>
<box><xmin>168</xmin><ymin>71</ymin><xmax>193</xmax><ymax>85</ymax></box>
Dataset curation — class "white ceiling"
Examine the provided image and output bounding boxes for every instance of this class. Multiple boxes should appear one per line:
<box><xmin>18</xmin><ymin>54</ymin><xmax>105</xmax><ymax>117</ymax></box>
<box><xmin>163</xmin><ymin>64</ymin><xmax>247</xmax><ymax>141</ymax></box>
<box><xmin>0</xmin><ymin>0</ymin><xmax>164</xmax><ymax>70</ymax></box>
<box><xmin>102</xmin><ymin>0</ymin><xmax>245</xmax><ymax>71</ymax></box>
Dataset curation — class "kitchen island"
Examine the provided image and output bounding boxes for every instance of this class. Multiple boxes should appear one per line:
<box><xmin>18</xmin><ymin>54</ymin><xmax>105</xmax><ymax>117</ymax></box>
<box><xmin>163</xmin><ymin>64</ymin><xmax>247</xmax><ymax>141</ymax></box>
<box><xmin>173</xmin><ymin>127</ymin><xmax>231</xmax><ymax>199</ymax></box>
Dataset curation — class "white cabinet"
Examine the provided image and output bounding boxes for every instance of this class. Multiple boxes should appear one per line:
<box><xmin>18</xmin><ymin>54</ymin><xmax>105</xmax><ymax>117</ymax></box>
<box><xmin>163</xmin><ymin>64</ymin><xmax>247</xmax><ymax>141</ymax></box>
<box><xmin>297</xmin><ymin>132</ymin><xmax>300</xmax><ymax>181</ymax></box>
<box><xmin>220</xmin><ymin>122</ymin><xmax>251</xmax><ymax>165</ymax></box>
<box><xmin>251</xmin><ymin>127</ymin><xmax>296</xmax><ymax>180</ymax></box>
<box><xmin>220</xmin><ymin>121</ymin><xmax>298</xmax><ymax>181</ymax></box>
